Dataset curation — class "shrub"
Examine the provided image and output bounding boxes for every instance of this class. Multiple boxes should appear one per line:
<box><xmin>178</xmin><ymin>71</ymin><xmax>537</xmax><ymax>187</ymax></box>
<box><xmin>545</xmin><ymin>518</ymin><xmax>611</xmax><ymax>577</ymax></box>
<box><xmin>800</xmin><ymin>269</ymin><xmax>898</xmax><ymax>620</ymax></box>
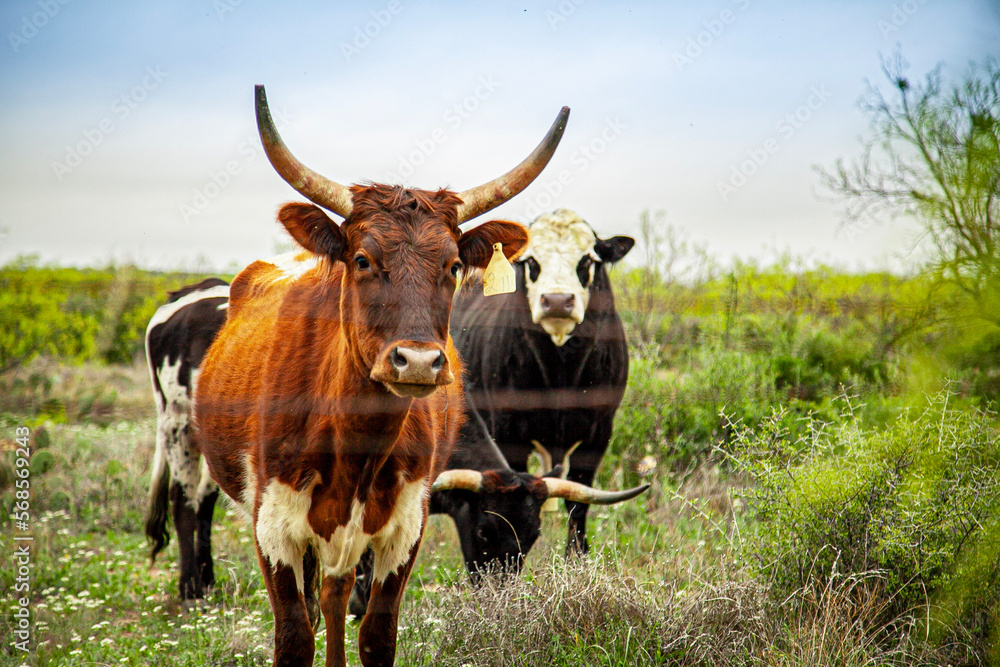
<box><xmin>0</xmin><ymin>256</ymin><xmax>228</xmax><ymax>371</ymax></box>
<box><xmin>606</xmin><ymin>349</ymin><xmax>778</xmax><ymax>483</ymax></box>
<box><xmin>731</xmin><ymin>392</ymin><xmax>1000</xmax><ymax>646</ymax></box>
<box><xmin>398</xmin><ymin>556</ymin><xmax>771</xmax><ymax>667</ymax></box>
<box><xmin>0</xmin><ymin>262</ymin><xmax>97</xmax><ymax>372</ymax></box>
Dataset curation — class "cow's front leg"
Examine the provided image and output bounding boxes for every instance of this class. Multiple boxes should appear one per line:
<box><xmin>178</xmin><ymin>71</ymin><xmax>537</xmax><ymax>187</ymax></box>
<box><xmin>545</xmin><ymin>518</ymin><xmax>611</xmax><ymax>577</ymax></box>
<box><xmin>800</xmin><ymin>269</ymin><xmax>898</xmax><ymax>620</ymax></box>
<box><xmin>256</xmin><ymin>542</ymin><xmax>314</xmax><ymax>667</ymax></box>
<box><xmin>320</xmin><ymin>569</ymin><xmax>355</xmax><ymax>667</ymax></box>
<box><xmin>565</xmin><ymin>461</ymin><xmax>599</xmax><ymax>556</ymax></box>
<box><xmin>565</xmin><ymin>499</ymin><xmax>590</xmax><ymax>555</ymax></box>
<box><xmin>358</xmin><ymin>540</ymin><xmax>421</xmax><ymax>667</ymax></box>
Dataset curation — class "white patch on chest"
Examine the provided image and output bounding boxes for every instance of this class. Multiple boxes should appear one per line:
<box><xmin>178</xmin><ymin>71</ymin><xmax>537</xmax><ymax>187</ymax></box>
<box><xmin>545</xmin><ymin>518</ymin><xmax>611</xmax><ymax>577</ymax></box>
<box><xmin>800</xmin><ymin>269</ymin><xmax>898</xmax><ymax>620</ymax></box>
<box><xmin>370</xmin><ymin>476</ymin><xmax>429</xmax><ymax>583</ymax></box>
<box><xmin>253</xmin><ymin>471</ymin><xmax>428</xmax><ymax>591</ymax></box>
<box><xmin>315</xmin><ymin>499</ymin><xmax>370</xmax><ymax>580</ymax></box>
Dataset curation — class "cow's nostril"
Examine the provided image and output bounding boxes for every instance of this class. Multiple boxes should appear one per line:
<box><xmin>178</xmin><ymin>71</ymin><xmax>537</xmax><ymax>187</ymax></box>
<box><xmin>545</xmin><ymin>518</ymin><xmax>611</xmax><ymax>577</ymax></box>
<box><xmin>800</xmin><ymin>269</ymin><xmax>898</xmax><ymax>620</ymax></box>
<box><xmin>391</xmin><ymin>347</ymin><xmax>407</xmax><ymax>370</ymax></box>
<box><xmin>541</xmin><ymin>293</ymin><xmax>575</xmax><ymax>316</ymax></box>
<box><xmin>431</xmin><ymin>351</ymin><xmax>445</xmax><ymax>372</ymax></box>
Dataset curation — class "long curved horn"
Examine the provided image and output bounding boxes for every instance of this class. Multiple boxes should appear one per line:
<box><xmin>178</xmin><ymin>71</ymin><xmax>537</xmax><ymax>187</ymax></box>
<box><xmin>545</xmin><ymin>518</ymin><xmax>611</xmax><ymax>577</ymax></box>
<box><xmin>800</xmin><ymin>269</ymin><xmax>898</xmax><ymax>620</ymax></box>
<box><xmin>255</xmin><ymin>85</ymin><xmax>354</xmax><ymax>218</ymax></box>
<box><xmin>456</xmin><ymin>107</ymin><xmax>570</xmax><ymax>223</ymax></box>
<box><xmin>543</xmin><ymin>479</ymin><xmax>650</xmax><ymax>505</ymax></box>
<box><xmin>432</xmin><ymin>469</ymin><xmax>484</xmax><ymax>492</ymax></box>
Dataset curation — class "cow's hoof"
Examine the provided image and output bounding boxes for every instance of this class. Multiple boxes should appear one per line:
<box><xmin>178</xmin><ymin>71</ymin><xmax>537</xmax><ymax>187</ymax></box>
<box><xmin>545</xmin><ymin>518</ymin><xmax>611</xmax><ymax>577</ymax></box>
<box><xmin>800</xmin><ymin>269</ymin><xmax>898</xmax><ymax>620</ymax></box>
<box><xmin>180</xmin><ymin>598</ymin><xmax>207</xmax><ymax>612</ymax></box>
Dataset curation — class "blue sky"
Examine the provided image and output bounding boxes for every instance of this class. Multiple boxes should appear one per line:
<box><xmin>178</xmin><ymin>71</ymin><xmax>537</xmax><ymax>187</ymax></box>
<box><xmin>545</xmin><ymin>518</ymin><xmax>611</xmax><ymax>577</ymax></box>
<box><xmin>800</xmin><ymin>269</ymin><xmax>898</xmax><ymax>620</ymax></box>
<box><xmin>1</xmin><ymin>0</ymin><xmax>997</xmax><ymax>271</ymax></box>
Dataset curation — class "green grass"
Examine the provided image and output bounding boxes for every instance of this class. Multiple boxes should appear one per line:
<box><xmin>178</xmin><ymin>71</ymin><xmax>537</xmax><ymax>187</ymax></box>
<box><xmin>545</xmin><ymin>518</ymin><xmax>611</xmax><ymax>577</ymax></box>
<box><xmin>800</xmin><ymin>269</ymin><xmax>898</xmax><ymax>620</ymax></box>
<box><xmin>0</xmin><ymin>361</ymin><xmax>987</xmax><ymax>666</ymax></box>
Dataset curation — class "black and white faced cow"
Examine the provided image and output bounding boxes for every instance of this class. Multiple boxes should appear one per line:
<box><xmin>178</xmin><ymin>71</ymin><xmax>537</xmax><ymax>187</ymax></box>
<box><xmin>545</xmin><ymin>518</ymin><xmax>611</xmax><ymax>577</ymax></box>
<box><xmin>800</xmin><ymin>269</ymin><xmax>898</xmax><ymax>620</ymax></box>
<box><xmin>144</xmin><ymin>278</ymin><xmax>229</xmax><ymax>600</ymax></box>
<box><xmin>451</xmin><ymin>208</ymin><xmax>635</xmax><ymax>554</ymax></box>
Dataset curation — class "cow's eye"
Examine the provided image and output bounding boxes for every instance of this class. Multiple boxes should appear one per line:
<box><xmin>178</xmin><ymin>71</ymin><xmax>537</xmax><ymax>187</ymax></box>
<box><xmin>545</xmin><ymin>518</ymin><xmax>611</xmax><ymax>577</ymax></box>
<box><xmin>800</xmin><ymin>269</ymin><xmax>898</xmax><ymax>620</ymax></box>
<box><xmin>450</xmin><ymin>261</ymin><xmax>463</xmax><ymax>279</ymax></box>
<box><xmin>355</xmin><ymin>255</ymin><xmax>370</xmax><ymax>270</ymax></box>
<box><xmin>525</xmin><ymin>257</ymin><xmax>540</xmax><ymax>282</ymax></box>
<box><xmin>576</xmin><ymin>256</ymin><xmax>594</xmax><ymax>287</ymax></box>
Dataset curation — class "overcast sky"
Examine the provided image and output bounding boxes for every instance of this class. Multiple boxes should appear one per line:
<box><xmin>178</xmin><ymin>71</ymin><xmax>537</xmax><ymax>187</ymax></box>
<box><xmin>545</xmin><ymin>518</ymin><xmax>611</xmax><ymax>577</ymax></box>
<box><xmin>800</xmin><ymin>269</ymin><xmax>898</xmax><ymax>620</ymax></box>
<box><xmin>1</xmin><ymin>0</ymin><xmax>998</xmax><ymax>273</ymax></box>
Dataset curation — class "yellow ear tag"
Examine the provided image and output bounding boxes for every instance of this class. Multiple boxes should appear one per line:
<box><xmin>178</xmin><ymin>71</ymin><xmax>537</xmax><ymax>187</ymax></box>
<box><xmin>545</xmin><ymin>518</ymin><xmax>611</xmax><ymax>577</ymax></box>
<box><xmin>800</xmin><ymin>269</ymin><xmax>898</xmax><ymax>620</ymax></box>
<box><xmin>483</xmin><ymin>242</ymin><xmax>515</xmax><ymax>296</ymax></box>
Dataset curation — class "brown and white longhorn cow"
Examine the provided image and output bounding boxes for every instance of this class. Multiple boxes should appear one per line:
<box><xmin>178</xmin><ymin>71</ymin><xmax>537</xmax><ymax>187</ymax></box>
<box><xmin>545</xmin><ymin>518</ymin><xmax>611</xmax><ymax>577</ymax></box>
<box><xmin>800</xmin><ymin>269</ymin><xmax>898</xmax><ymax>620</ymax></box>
<box><xmin>193</xmin><ymin>86</ymin><xmax>567</xmax><ymax>667</ymax></box>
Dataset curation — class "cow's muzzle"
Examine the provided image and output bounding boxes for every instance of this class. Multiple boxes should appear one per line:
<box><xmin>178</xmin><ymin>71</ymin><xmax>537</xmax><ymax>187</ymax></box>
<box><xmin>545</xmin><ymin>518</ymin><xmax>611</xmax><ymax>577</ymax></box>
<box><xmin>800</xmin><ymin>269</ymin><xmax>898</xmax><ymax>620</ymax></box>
<box><xmin>371</xmin><ymin>343</ymin><xmax>454</xmax><ymax>398</ymax></box>
<box><xmin>540</xmin><ymin>293</ymin><xmax>575</xmax><ymax>318</ymax></box>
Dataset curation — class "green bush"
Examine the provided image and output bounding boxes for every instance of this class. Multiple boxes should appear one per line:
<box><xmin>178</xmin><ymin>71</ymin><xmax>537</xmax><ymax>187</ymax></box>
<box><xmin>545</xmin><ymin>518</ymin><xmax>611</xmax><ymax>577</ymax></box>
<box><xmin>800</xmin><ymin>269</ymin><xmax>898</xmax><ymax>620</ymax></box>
<box><xmin>0</xmin><ymin>256</ymin><xmax>227</xmax><ymax>371</ymax></box>
<box><xmin>607</xmin><ymin>347</ymin><xmax>781</xmax><ymax>482</ymax></box>
<box><xmin>0</xmin><ymin>260</ymin><xmax>97</xmax><ymax>372</ymax></box>
<box><xmin>770</xmin><ymin>321</ymin><xmax>889</xmax><ymax>402</ymax></box>
<box><xmin>731</xmin><ymin>392</ymin><xmax>1000</xmax><ymax>645</ymax></box>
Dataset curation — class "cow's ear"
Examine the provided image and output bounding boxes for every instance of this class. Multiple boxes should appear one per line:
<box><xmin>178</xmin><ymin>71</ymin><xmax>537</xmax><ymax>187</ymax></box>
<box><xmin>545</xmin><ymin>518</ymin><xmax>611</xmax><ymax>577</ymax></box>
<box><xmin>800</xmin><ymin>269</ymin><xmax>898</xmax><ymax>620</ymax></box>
<box><xmin>595</xmin><ymin>236</ymin><xmax>635</xmax><ymax>264</ymax></box>
<box><xmin>458</xmin><ymin>220</ymin><xmax>529</xmax><ymax>268</ymax></box>
<box><xmin>277</xmin><ymin>202</ymin><xmax>347</xmax><ymax>261</ymax></box>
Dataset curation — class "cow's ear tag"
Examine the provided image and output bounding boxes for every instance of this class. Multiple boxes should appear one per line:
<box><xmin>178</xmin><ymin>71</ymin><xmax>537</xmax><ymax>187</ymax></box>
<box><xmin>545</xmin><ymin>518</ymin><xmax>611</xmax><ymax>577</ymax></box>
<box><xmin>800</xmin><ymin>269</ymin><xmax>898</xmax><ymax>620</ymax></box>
<box><xmin>483</xmin><ymin>243</ymin><xmax>515</xmax><ymax>296</ymax></box>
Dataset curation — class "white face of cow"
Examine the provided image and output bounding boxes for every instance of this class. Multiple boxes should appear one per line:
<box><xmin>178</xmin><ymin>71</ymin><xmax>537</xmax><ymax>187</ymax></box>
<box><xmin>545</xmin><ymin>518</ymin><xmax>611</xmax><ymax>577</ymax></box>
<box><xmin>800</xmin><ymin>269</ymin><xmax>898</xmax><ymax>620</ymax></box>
<box><xmin>520</xmin><ymin>210</ymin><xmax>605</xmax><ymax>347</ymax></box>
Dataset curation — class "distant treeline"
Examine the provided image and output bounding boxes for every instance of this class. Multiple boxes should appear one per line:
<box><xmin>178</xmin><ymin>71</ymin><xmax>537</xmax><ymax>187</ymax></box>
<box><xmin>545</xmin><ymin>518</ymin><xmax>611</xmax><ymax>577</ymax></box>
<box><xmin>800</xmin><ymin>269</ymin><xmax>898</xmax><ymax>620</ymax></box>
<box><xmin>4</xmin><ymin>253</ymin><xmax>994</xmax><ymax>405</ymax></box>
<box><xmin>0</xmin><ymin>256</ymin><xmax>230</xmax><ymax>371</ymax></box>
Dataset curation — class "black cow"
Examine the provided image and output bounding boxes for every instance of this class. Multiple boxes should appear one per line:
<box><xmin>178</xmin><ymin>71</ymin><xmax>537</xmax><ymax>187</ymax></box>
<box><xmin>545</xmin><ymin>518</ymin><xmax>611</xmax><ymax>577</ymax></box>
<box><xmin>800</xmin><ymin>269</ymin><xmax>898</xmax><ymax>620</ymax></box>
<box><xmin>451</xmin><ymin>208</ymin><xmax>635</xmax><ymax>554</ymax></box>
<box><xmin>144</xmin><ymin>278</ymin><xmax>229</xmax><ymax>600</ymax></box>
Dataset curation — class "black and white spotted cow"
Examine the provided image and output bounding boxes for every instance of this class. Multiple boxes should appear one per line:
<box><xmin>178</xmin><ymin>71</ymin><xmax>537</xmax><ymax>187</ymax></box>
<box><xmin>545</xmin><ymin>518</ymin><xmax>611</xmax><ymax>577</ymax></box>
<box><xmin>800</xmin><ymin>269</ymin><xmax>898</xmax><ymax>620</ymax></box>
<box><xmin>144</xmin><ymin>278</ymin><xmax>229</xmax><ymax>600</ymax></box>
<box><xmin>451</xmin><ymin>208</ymin><xmax>635</xmax><ymax>555</ymax></box>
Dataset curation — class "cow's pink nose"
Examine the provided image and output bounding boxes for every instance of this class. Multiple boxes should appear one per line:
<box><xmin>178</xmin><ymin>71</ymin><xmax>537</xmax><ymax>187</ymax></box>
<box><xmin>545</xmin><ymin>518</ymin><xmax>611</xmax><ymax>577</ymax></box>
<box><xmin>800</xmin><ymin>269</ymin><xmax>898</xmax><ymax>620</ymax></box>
<box><xmin>371</xmin><ymin>343</ymin><xmax>453</xmax><ymax>391</ymax></box>
<box><xmin>390</xmin><ymin>346</ymin><xmax>447</xmax><ymax>380</ymax></box>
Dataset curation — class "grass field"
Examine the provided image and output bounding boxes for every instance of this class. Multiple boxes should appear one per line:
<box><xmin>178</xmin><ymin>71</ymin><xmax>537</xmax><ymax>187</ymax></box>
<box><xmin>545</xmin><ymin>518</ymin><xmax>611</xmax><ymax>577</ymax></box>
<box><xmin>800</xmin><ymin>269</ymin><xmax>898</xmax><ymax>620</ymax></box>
<box><xmin>2</xmin><ymin>358</ymin><xmax>987</xmax><ymax>667</ymax></box>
